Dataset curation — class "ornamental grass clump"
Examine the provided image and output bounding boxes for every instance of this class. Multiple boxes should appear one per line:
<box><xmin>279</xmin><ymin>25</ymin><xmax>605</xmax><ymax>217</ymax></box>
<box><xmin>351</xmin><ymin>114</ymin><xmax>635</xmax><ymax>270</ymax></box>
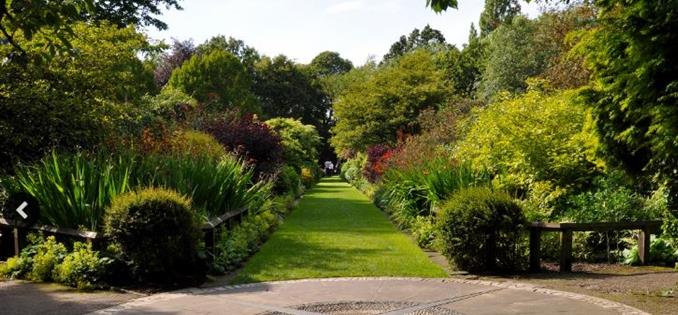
<box><xmin>14</xmin><ymin>151</ymin><xmax>134</xmax><ymax>231</ymax></box>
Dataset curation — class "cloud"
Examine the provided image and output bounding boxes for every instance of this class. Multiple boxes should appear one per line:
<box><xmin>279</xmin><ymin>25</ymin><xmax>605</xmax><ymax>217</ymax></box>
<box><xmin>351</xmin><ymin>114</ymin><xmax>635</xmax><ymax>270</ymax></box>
<box><xmin>325</xmin><ymin>1</ymin><xmax>366</xmax><ymax>15</ymax></box>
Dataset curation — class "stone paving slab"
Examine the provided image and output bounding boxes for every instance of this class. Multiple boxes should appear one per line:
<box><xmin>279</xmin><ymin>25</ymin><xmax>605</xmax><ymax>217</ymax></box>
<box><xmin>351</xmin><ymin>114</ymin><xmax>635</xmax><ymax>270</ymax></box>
<box><xmin>0</xmin><ymin>279</ymin><xmax>138</xmax><ymax>315</ymax></box>
<box><xmin>87</xmin><ymin>278</ymin><xmax>648</xmax><ymax>315</ymax></box>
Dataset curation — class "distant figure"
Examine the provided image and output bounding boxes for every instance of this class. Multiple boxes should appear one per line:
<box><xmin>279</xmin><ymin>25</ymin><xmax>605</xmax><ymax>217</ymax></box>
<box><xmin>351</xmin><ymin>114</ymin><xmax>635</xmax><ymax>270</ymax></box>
<box><xmin>324</xmin><ymin>161</ymin><xmax>334</xmax><ymax>176</ymax></box>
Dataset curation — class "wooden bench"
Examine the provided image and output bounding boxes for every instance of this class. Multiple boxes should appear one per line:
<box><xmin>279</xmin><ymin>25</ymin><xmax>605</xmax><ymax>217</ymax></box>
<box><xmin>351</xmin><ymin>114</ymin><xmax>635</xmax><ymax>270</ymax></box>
<box><xmin>529</xmin><ymin>221</ymin><xmax>662</xmax><ymax>272</ymax></box>
<box><xmin>0</xmin><ymin>217</ymin><xmax>101</xmax><ymax>258</ymax></box>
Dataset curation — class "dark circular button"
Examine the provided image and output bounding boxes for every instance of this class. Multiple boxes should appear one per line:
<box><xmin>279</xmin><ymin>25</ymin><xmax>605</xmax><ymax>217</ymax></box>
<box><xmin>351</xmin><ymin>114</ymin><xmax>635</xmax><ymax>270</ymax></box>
<box><xmin>3</xmin><ymin>192</ymin><xmax>40</xmax><ymax>226</ymax></box>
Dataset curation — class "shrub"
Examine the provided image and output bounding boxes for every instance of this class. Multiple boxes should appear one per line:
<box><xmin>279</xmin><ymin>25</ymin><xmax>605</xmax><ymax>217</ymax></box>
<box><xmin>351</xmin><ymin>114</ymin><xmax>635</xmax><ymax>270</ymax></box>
<box><xmin>105</xmin><ymin>188</ymin><xmax>205</xmax><ymax>287</ymax></box>
<box><xmin>53</xmin><ymin>242</ymin><xmax>112</xmax><ymax>290</ymax></box>
<box><xmin>363</xmin><ymin>144</ymin><xmax>394</xmax><ymax>183</ymax></box>
<box><xmin>203</xmin><ymin>113</ymin><xmax>283</xmax><ymax>177</ymax></box>
<box><xmin>0</xmin><ymin>256</ymin><xmax>31</xmax><ymax>279</ymax></box>
<box><xmin>274</xmin><ymin>166</ymin><xmax>302</xmax><ymax>196</ymax></box>
<box><xmin>438</xmin><ymin>187</ymin><xmax>526</xmax><ymax>272</ymax></box>
<box><xmin>29</xmin><ymin>236</ymin><xmax>68</xmax><ymax>282</ymax></box>
<box><xmin>300</xmin><ymin>167</ymin><xmax>317</xmax><ymax>188</ymax></box>
<box><xmin>379</xmin><ymin>157</ymin><xmax>488</xmax><ymax>228</ymax></box>
<box><xmin>411</xmin><ymin>216</ymin><xmax>437</xmax><ymax>249</ymax></box>
<box><xmin>171</xmin><ymin>130</ymin><xmax>226</xmax><ymax>160</ymax></box>
<box><xmin>214</xmin><ymin>207</ymin><xmax>279</xmax><ymax>271</ymax></box>
<box><xmin>265</xmin><ymin>118</ymin><xmax>321</xmax><ymax>171</ymax></box>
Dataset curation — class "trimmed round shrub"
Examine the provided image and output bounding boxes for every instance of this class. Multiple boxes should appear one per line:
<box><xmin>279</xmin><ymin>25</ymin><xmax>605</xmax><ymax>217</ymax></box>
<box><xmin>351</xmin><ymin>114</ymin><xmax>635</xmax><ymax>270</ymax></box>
<box><xmin>171</xmin><ymin>130</ymin><xmax>226</xmax><ymax>160</ymax></box>
<box><xmin>438</xmin><ymin>187</ymin><xmax>526</xmax><ymax>272</ymax></box>
<box><xmin>105</xmin><ymin>188</ymin><xmax>205</xmax><ymax>287</ymax></box>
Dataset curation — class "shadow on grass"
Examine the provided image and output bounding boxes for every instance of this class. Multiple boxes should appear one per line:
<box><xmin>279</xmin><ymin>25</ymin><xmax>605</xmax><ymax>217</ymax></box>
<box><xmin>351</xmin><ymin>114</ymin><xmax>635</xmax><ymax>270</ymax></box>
<box><xmin>230</xmin><ymin>236</ymin><xmax>389</xmax><ymax>284</ymax></box>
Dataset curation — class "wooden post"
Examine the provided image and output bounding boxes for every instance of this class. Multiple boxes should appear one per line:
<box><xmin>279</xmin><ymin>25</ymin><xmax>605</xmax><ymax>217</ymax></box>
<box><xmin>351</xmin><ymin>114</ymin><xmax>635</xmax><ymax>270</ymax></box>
<box><xmin>560</xmin><ymin>229</ymin><xmax>573</xmax><ymax>272</ymax></box>
<box><xmin>529</xmin><ymin>228</ymin><xmax>541</xmax><ymax>272</ymax></box>
<box><xmin>12</xmin><ymin>228</ymin><xmax>20</xmax><ymax>256</ymax></box>
<box><xmin>638</xmin><ymin>228</ymin><xmax>651</xmax><ymax>265</ymax></box>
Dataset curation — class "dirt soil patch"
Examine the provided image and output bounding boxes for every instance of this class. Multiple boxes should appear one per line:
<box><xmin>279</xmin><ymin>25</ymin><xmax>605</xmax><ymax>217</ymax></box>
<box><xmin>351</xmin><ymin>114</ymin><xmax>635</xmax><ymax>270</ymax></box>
<box><xmin>468</xmin><ymin>263</ymin><xmax>678</xmax><ymax>315</ymax></box>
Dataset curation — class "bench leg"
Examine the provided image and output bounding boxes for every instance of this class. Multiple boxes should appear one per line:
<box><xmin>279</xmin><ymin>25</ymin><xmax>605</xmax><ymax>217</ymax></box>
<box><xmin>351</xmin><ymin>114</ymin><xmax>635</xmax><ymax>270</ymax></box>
<box><xmin>529</xmin><ymin>229</ymin><xmax>541</xmax><ymax>272</ymax></box>
<box><xmin>560</xmin><ymin>230</ymin><xmax>572</xmax><ymax>272</ymax></box>
<box><xmin>638</xmin><ymin>228</ymin><xmax>651</xmax><ymax>265</ymax></box>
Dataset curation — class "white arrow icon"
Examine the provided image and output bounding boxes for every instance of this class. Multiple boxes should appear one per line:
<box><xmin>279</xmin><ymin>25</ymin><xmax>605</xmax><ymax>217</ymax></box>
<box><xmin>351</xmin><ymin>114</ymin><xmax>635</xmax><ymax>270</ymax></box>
<box><xmin>16</xmin><ymin>201</ymin><xmax>28</xmax><ymax>219</ymax></box>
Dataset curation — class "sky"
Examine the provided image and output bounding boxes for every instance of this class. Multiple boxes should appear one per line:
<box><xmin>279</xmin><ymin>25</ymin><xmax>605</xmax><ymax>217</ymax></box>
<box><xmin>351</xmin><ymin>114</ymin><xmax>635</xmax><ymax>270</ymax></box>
<box><xmin>146</xmin><ymin>0</ymin><xmax>543</xmax><ymax>66</ymax></box>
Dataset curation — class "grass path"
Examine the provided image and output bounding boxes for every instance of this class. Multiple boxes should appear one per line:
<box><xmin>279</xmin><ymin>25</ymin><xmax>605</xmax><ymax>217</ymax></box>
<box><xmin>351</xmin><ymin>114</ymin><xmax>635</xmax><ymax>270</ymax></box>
<box><xmin>232</xmin><ymin>177</ymin><xmax>446</xmax><ymax>283</ymax></box>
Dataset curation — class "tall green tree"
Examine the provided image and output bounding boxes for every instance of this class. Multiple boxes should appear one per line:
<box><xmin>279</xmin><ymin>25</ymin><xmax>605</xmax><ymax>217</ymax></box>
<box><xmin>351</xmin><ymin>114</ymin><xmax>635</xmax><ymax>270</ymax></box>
<box><xmin>196</xmin><ymin>35</ymin><xmax>261</xmax><ymax>74</ymax></box>
<box><xmin>479</xmin><ymin>0</ymin><xmax>521</xmax><ymax>36</ymax></box>
<box><xmin>252</xmin><ymin>55</ymin><xmax>329</xmax><ymax>130</ymax></box>
<box><xmin>0</xmin><ymin>22</ymin><xmax>154</xmax><ymax>171</ymax></box>
<box><xmin>331</xmin><ymin>50</ymin><xmax>449</xmax><ymax>155</ymax></box>
<box><xmin>0</xmin><ymin>0</ymin><xmax>181</xmax><ymax>62</ymax></box>
<box><xmin>168</xmin><ymin>49</ymin><xmax>258</xmax><ymax>112</ymax></box>
<box><xmin>575</xmin><ymin>0</ymin><xmax>678</xmax><ymax>208</ymax></box>
<box><xmin>309</xmin><ymin>51</ymin><xmax>353</xmax><ymax>77</ymax></box>
<box><xmin>383</xmin><ymin>25</ymin><xmax>449</xmax><ymax>62</ymax></box>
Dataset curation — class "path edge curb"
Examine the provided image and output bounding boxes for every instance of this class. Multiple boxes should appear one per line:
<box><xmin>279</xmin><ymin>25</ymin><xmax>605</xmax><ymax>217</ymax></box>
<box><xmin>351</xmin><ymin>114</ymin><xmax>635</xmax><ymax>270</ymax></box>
<box><xmin>87</xmin><ymin>277</ymin><xmax>649</xmax><ymax>315</ymax></box>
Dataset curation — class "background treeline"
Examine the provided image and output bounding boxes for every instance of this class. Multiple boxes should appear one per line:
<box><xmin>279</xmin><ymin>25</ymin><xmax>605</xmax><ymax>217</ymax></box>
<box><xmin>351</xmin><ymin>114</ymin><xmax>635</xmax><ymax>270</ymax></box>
<box><xmin>334</xmin><ymin>0</ymin><xmax>678</xmax><ymax>271</ymax></box>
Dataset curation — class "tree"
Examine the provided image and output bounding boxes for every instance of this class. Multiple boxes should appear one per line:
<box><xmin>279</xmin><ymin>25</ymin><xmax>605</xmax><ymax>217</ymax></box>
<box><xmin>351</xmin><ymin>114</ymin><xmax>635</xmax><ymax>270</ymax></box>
<box><xmin>331</xmin><ymin>49</ymin><xmax>449</xmax><ymax>155</ymax></box>
<box><xmin>383</xmin><ymin>25</ymin><xmax>449</xmax><ymax>62</ymax></box>
<box><xmin>309</xmin><ymin>51</ymin><xmax>353</xmax><ymax>77</ymax></box>
<box><xmin>154</xmin><ymin>39</ymin><xmax>195</xmax><ymax>87</ymax></box>
<box><xmin>0</xmin><ymin>0</ymin><xmax>181</xmax><ymax>62</ymax></box>
<box><xmin>479</xmin><ymin>0</ymin><xmax>521</xmax><ymax>36</ymax></box>
<box><xmin>575</xmin><ymin>0</ymin><xmax>678</xmax><ymax>208</ymax></box>
<box><xmin>196</xmin><ymin>35</ymin><xmax>261</xmax><ymax>74</ymax></box>
<box><xmin>168</xmin><ymin>49</ymin><xmax>258</xmax><ymax>112</ymax></box>
<box><xmin>265</xmin><ymin>118</ymin><xmax>321</xmax><ymax>170</ymax></box>
<box><xmin>252</xmin><ymin>55</ymin><xmax>329</xmax><ymax>130</ymax></box>
<box><xmin>0</xmin><ymin>22</ymin><xmax>154</xmax><ymax>171</ymax></box>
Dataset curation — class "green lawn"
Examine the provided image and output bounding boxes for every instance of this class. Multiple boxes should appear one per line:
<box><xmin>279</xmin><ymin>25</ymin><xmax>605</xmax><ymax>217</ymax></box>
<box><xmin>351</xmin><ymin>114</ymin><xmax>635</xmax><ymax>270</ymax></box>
<box><xmin>232</xmin><ymin>176</ymin><xmax>447</xmax><ymax>283</ymax></box>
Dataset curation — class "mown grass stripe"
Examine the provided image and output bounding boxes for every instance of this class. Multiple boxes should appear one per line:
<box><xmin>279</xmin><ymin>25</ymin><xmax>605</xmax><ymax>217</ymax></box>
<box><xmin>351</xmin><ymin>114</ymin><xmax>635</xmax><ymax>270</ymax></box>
<box><xmin>232</xmin><ymin>177</ymin><xmax>446</xmax><ymax>283</ymax></box>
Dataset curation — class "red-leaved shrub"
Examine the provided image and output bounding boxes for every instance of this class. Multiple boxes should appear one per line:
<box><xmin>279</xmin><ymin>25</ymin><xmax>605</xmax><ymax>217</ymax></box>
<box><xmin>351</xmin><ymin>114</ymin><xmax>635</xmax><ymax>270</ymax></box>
<box><xmin>203</xmin><ymin>113</ymin><xmax>283</xmax><ymax>177</ymax></box>
<box><xmin>363</xmin><ymin>144</ymin><xmax>395</xmax><ymax>183</ymax></box>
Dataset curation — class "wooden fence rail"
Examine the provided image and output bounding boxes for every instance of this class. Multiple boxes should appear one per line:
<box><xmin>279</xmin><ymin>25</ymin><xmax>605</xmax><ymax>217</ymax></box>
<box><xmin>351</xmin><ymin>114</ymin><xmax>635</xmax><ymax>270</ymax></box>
<box><xmin>0</xmin><ymin>207</ymin><xmax>249</xmax><ymax>260</ymax></box>
<box><xmin>529</xmin><ymin>220</ymin><xmax>662</xmax><ymax>272</ymax></box>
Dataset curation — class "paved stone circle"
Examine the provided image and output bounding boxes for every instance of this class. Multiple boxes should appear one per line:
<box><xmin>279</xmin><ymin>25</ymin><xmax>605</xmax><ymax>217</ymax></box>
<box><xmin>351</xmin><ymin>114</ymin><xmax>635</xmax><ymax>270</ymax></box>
<box><xmin>258</xmin><ymin>301</ymin><xmax>463</xmax><ymax>315</ymax></box>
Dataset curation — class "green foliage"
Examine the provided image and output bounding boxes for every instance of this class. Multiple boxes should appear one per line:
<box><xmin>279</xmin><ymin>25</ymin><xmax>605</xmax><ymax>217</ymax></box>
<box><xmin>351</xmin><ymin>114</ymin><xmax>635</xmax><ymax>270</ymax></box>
<box><xmin>438</xmin><ymin>187</ymin><xmax>526</xmax><ymax>272</ymax></box>
<box><xmin>214</xmin><ymin>206</ymin><xmax>280</xmax><ymax>271</ymax></box>
<box><xmin>309</xmin><ymin>51</ymin><xmax>354</xmax><ymax>77</ymax></box>
<box><xmin>142</xmin><ymin>87</ymin><xmax>198</xmax><ymax>124</ymax></box>
<box><xmin>14</xmin><ymin>151</ymin><xmax>133</xmax><ymax>231</ymax></box>
<box><xmin>13</xmin><ymin>150</ymin><xmax>267</xmax><ymax>230</ymax></box>
<box><xmin>426</xmin><ymin>0</ymin><xmax>458</xmax><ymax>13</ymax></box>
<box><xmin>168</xmin><ymin>49</ymin><xmax>258</xmax><ymax>112</ymax></box>
<box><xmin>383</xmin><ymin>25</ymin><xmax>450</xmax><ymax>62</ymax></box>
<box><xmin>331</xmin><ymin>50</ymin><xmax>449</xmax><ymax>154</ymax></box>
<box><xmin>379</xmin><ymin>157</ymin><xmax>489</xmax><ymax>228</ymax></box>
<box><xmin>624</xmin><ymin>236</ymin><xmax>678</xmax><ymax>267</ymax></box>
<box><xmin>105</xmin><ymin>188</ymin><xmax>205</xmax><ymax>286</ymax></box>
<box><xmin>171</xmin><ymin>130</ymin><xmax>226</xmax><ymax>160</ymax></box>
<box><xmin>265</xmin><ymin>118</ymin><xmax>321</xmax><ymax>170</ymax></box>
<box><xmin>574</xmin><ymin>0</ymin><xmax>678</xmax><ymax>210</ymax></box>
<box><xmin>135</xmin><ymin>153</ymin><xmax>270</xmax><ymax>219</ymax></box>
<box><xmin>479</xmin><ymin>0</ymin><xmax>521</xmax><ymax>36</ymax></box>
<box><xmin>29</xmin><ymin>236</ymin><xmax>68</xmax><ymax>282</ymax></box>
<box><xmin>0</xmin><ymin>0</ymin><xmax>179</xmax><ymax>62</ymax></box>
<box><xmin>274</xmin><ymin>165</ymin><xmax>302</xmax><ymax>197</ymax></box>
<box><xmin>564</xmin><ymin>173</ymin><xmax>662</xmax><ymax>222</ymax></box>
<box><xmin>0</xmin><ymin>22</ymin><xmax>155</xmax><ymax>172</ymax></box>
<box><xmin>455</xmin><ymin>88</ymin><xmax>601</xmax><ymax>217</ymax></box>
<box><xmin>253</xmin><ymin>55</ymin><xmax>329</xmax><ymax>133</ymax></box>
<box><xmin>53</xmin><ymin>242</ymin><xmax>111</xmax><ymax>290</ymax></box>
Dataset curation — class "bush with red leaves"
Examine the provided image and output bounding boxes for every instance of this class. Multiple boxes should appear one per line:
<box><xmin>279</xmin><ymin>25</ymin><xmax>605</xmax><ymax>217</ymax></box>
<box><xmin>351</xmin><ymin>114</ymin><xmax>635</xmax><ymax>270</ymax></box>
<box><xmin>203</xmin><ymin>113</ymin><xmax>283</xmax><ymax>177</ymax></box>
<box><xmin>363</xmin><ymin>144</ymin><xmax>395</xmax><ymax>183</ymax></box>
